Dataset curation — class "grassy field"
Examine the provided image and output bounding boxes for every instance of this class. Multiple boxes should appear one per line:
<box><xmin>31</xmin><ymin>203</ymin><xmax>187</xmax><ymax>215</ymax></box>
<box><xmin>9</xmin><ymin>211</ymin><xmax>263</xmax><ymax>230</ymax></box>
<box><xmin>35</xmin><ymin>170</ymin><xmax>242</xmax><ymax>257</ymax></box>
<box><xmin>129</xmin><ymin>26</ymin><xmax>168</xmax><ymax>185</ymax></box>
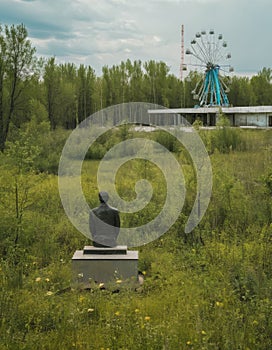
<box><xmin>0</xmin><ymin>127</ymin><xmax>272</xmax><ymax>349</ymax></box>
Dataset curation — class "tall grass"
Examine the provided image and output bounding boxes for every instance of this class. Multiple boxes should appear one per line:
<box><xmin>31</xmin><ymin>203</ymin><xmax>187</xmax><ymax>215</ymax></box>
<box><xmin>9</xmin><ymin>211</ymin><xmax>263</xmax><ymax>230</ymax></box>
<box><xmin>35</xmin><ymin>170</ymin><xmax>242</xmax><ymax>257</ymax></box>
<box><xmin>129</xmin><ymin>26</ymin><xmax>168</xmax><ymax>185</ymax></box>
<box><xmin>0</xmin><ymin>128</ymin><xmax>272</xmax><ymax>349</ymax></box>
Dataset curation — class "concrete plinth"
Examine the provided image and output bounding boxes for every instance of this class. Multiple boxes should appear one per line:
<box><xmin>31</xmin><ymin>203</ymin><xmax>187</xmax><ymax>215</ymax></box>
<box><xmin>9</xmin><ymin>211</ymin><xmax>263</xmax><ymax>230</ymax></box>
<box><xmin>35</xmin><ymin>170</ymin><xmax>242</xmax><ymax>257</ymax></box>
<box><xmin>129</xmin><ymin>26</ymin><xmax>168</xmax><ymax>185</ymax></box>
<box><xmin>72</xmin><ymin>245</ymin><xmax>138</xmax><ymax>287</ymax></box>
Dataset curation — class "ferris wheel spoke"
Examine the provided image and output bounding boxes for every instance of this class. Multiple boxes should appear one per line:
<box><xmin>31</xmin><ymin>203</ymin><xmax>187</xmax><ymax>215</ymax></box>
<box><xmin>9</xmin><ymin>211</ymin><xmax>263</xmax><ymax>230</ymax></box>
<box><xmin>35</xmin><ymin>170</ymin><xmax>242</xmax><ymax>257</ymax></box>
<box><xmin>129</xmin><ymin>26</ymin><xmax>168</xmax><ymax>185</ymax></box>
<box><xmin>213</xmin><ymin>48</ymin><xmax>221</xmax><ymax>63</ymax></box>
<box><xmin>200</xmin><ymin>35</ymin><xmax>210</xmax><ymax>60</ymax></box>
<box><xmin>220</xmin><ymin>65</ymin><xmax>232</xmax><ymax>74</ymax></box>
<box><xmin>200</xmin><ymin>34</ymin><xmax>211</xmax><ymax>61</ymax></box>
<box><xmin>194</xmin><ymin>40</ymin><xmax>210</xmax><ymax>64</ymax></box>
<box><xmin>189</xmin><ymin>51</ymin><xmax>207</xmax><ymax>66</ymax></box>
<box><xmin>189</xmin><ymin>44</ymin><xmax>205</xmax><ymax>62</ymax></box>
<box><xmin>199</xmin><ymin>85</ymin><xmax>207</xmax><ymax>105</ymax></box>
<box><xmin>194</xmin><ymin>78</ymin><xmax>203</xmax><ymax>94</ymax></box>
<box><xmin>208</xmin><ymin>32</ymin><xmax>215</xmax><ymax>61</ymax></box>
<box><xmin>214</xmin><ymin>48</ymin><xmax>226</xmax><ymax>64</ymax></box>
<box><xmin>219</xmin><ymin>76</ymin><xmax>229</xmax><ymax>91</ymax></box>
<box><xmin>190</xmin><ymin>45</ymin><xmax>208</xmax><ymax>65</ymax></box>
<box><xmin>188</xmin><ymin>63</ymin><xmax>207</xmax><ymax>68</ymax></box>
<box><xmin>213</xmin><ymin>37</ymin><xmax>223</xmax><ymax>62</ymax></box>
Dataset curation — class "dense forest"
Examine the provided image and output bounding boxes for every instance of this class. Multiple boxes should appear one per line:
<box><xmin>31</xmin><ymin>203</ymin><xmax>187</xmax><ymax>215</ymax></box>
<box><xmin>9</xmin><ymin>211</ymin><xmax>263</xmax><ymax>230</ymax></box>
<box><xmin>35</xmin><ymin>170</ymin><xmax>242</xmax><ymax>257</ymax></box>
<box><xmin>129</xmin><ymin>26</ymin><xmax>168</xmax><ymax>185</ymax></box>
<box><xmin>1</xmin><ymin>23</ymin><xmax>272</xmax><ymax>151</ymax></box>
<box><xmin>1</xmin><ymin>23</ymin><xmax>272</xmax><ymax>350</ymax></box>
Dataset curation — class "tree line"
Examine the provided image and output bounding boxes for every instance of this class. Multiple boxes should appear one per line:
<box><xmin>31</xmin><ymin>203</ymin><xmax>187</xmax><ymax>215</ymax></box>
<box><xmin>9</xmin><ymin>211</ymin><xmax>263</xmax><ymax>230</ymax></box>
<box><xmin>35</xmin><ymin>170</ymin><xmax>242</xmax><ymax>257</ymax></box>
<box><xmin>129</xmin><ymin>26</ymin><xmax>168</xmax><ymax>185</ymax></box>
<box><xmin>0</xmin><ymin>23</ymin><xmax>272</xmax><ymax>150</ymax></box>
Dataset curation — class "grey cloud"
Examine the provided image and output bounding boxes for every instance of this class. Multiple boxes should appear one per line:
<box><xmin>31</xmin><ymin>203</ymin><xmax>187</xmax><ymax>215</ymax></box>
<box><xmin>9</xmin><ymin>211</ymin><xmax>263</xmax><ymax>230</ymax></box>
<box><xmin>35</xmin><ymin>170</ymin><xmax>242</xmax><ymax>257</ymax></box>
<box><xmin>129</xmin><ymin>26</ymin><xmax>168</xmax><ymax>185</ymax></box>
<box><xmin>0</xmin><ymin>0</ymin><xmax>271</xmax><ymax>76</ymax></box>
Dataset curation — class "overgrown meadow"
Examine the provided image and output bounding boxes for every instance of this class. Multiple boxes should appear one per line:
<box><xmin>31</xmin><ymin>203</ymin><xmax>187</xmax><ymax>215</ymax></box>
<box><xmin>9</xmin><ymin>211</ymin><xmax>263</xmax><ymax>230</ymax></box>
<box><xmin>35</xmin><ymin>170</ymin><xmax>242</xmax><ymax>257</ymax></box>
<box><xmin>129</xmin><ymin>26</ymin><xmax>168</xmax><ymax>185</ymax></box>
<box><xmin>1</xmin><ymin>119</ymin><xmax>272</xmax><ymax>349</ymax></box>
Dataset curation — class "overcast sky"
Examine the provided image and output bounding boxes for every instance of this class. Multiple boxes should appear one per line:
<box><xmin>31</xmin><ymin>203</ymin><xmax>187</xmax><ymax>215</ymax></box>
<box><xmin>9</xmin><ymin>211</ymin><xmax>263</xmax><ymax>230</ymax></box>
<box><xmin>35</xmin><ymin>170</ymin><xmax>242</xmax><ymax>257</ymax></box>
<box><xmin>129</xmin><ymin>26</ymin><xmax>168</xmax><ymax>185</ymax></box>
<box><xmin>1</xmin><ymin>0</ymin><xmax>271</xmax><ymax>77</ymax></box>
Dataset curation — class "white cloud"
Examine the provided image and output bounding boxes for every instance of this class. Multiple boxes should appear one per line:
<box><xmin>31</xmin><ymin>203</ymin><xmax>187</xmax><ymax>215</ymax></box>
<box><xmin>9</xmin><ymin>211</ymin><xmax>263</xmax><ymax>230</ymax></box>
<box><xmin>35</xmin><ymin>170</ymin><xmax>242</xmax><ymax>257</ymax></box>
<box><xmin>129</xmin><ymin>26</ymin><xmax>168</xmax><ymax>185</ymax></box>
<box><xmin>0</xmin><ymin>0</ymin><xmax>271</xmax><ymax>76</ymax></box>
<box><xmin>109</xmin><ymin>0</ymin><xmax>128</xmax><ymax>4</ymax></box>
<box><xmin>153</xmin><ymin>36</ymin><xmax>162</xmax><ymax>43</ymax></box>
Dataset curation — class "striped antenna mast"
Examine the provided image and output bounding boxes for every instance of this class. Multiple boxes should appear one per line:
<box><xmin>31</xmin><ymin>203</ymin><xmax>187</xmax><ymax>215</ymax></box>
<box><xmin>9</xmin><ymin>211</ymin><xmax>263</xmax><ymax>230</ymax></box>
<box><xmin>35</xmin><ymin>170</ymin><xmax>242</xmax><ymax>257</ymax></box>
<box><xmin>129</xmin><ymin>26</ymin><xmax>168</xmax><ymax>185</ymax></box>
<box><xmin>180</xmin><ymin>24</ymin><xmax>185</xmax><ymax>80</ymax></box>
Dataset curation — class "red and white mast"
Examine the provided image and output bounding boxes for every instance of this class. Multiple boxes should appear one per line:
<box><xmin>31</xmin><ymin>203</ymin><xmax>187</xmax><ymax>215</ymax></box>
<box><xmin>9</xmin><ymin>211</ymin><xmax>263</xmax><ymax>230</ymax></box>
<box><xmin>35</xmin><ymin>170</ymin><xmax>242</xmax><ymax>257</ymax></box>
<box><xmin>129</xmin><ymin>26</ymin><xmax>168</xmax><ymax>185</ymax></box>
<box><xmin>180</xmin><ymin>24</ymin><xmax>185</xmax><ymax>80</ymax></box>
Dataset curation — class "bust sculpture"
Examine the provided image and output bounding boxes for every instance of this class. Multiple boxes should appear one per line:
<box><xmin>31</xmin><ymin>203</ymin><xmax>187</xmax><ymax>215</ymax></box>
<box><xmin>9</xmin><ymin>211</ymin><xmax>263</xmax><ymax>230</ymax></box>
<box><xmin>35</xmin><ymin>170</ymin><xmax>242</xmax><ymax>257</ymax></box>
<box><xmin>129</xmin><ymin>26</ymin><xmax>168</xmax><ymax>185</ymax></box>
<box><xmin>89</xmin><ymin>191</ymin><xmax>120</xmax><ymax>247</ymax></box>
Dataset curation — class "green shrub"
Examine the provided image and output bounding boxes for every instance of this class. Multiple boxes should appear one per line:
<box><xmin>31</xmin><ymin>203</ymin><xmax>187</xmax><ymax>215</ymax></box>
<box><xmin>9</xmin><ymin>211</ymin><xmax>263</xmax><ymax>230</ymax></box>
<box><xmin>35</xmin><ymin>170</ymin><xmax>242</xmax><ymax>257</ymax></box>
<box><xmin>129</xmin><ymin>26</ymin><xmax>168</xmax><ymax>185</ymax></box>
<box><xmin>1</xmin><ymin>128</ymin><xmax>272</xmax><ymax>350</ymax></box>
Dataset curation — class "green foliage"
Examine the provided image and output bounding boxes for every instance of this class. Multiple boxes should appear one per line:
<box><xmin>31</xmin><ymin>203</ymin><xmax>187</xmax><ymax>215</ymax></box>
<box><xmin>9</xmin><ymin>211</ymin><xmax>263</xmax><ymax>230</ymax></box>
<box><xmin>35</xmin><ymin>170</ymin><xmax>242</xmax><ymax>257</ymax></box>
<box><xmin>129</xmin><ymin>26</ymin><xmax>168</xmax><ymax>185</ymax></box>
<box><xmin>1</xmin><ymin>128</ymin><xmax>272</xmax><ymax>349</ymax></box>
<box><xmin>38</xmin><ymin>128</ymin><xmax>71</xmax><ymax>174</ymax></box>
<box><xmin>216</xmin><ymin>111</ymin><xmax>231</xmax><ymax>127</ymax></box>
<box><xmin>228</xmin><ymin>76</ymin><xmax>256</xmax><ymax>106</ymax></box>
<box><xmin>1</xmin><ymin>21</ymin><xmax>272</xmax><ymax>150</ymax></box>
<box><xmin>205</xmin><ymin>111</ymin><xmax>246</xmax><ymax>154</ymax></box>
<box><xmin>0</xmin><ymin>23</ymin><xmax>40</xmax><ymax>150</ymax></box>
<box><xmin>251</xmin><ymin>68</ymin><xmax>272</xmax><ymax>105</ymax></box>
<box><xmin>262</xmin><ymin>168</ymin><xmax>272</xmax><ymax>195</ymax></box>
<box><xmin>192</xmin><ymin>118</ymin><xmax>203</xmax><ymax>130</ymax></box>
<box><xmin>85</xmin><ymin>126</ymin><xmax>132</xmax><ymax>160</ymax></box>
<box><xmin>5</xmin><ymin>117</ymin><xmax>68</xmax><ymax>174</ymax></box>
<box><xmin>153</xmin><ymin>130</ymin><xmax>180</xmax><ymax>152</ymax></box>
<box><xmin>1</xmin><ymin>21</ymin><xmax>272</xmax><ymax>350</ymax></box>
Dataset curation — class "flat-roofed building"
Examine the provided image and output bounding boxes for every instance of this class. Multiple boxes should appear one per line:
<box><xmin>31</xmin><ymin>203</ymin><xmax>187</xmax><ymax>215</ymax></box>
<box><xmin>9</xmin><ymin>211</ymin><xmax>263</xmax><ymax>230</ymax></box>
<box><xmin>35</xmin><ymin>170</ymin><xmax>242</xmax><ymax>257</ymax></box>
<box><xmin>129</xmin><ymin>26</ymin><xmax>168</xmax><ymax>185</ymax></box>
<box><xmin>148</xmin><ymin>106</ymin><xmax>272</xmax><ymax>127</ymax></box>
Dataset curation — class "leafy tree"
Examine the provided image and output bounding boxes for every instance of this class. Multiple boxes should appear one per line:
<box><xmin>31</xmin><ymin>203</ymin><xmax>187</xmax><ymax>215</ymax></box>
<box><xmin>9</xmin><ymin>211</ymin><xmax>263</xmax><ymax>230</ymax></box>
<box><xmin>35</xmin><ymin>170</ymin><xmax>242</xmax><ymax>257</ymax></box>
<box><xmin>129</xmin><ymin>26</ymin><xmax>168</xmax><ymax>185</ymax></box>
<box><xmin>143</xmin><ymin>60</ymin><xmax>170</xmax><ymax>105</ymax></box>
<box><xmin>126</xmin><ymin>59</ymin><xmax>144</xmax><ymax>102</ymax></box>
<box><xmin>92</xmin><ymin>76</ymin><xmax>106</xmax><ymax>112</ymax></box>
<box><xmin>4</xmin><ymin>119</ymin><xmax>42</xmax><ymax>248</ymax></box>
<box><xmin>101</xmin><ymin>62</ymin><xmax>129</xmax><ymax>105</ymax></box>
<box><xmin>77</xmin><ymin>64</ymin><xmax>95</xmax><ymax>122</ymax></box>
<box><xmin>43</xmin><ymin>57</ymin><xmax>61</xmax><ymax>129</ymax></box>
<box><xmin>0</xmin><ymin>24</ymin><xmax>40</xmax><ymax>151</ymax></box>
<box><xmin>212</xmin><ymin>110</ymin><xmax>243</xmax><ymax>153</ymax></box>
<box><xmin>102</xmin><ymin>65</ymin><xmax>112</xmax><ymax>106</ymax></box>
<box><xmin>250</xmin><ymin>68</ymin><xmax>272</xmax><ymax>105</ymax></box>
<box><xmin>165</xmin><ymin>73</ymin><xmax>182</xmax><ymax>108</ymax></box>
<box><xmin>228</xmin><ymin>76</ymin><xmax>256</xmax><ymax>106</ymax></box>
<box><xmin>58</xmin><ymin>64</ymin><xmax>77</xmax><ymax>128</ymax></box>
<box><xmin>0</xmin><ymin>25</ymin><xmax>6</xmax><ymax>150</ymax></box>
<box><xmin>183</xmin><ymin>70</ymin><xmax>202</xmax><ymax>108</ymax></box>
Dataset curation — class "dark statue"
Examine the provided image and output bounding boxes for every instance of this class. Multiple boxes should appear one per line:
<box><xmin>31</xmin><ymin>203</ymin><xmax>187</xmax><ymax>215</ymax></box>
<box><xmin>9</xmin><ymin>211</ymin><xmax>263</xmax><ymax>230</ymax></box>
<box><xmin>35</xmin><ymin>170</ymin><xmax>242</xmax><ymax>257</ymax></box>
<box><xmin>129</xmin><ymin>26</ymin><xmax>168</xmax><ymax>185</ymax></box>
<box><xmin>89</xmin><ymin>191</ymin><xmax>120</xmax><ymax>247</ymax></box>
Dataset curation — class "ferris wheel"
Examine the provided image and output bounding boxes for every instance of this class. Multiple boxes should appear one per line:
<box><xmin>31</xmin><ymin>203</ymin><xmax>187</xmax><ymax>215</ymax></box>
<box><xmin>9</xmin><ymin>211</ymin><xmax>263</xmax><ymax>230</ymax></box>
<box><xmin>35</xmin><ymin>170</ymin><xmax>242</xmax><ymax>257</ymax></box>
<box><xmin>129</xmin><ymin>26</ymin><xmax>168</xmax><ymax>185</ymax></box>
<box><xmin>185</xmin><ymin>30</ymin><xmax>233</xmax><ymax>107</ymax></box>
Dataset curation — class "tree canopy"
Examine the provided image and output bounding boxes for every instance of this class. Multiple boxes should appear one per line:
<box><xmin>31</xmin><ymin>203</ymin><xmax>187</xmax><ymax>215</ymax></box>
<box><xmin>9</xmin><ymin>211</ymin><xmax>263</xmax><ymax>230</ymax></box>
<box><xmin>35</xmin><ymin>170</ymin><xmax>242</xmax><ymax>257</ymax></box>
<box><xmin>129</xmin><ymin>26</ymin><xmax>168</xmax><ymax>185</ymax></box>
<box><xmin>0</xmin><ymin>23</ymin><xmax>272</xmax><ymax>149</ymax></box>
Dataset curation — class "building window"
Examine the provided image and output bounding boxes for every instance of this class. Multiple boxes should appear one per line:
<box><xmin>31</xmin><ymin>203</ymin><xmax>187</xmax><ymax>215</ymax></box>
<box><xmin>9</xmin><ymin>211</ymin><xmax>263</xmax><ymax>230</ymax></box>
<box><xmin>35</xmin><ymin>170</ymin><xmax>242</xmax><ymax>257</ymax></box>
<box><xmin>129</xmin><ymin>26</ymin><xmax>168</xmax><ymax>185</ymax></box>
<box><xmin>269</xmin><ymin>116</ymin><xmax>272</xmax><ymax>127</ymax></box>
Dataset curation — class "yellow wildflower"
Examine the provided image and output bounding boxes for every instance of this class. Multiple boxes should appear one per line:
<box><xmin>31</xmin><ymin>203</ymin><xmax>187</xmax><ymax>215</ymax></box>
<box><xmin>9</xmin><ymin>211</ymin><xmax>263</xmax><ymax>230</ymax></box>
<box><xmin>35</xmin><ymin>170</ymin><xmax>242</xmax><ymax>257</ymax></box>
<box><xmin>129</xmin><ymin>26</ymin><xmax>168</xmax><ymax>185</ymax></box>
<box><xmin>115</xmin><ymin>311</ymin><xmax>120</xmax><ymax>316</ymax></box>
<box><xmin>215</xmin><ymin>301</ymin><xmax>224</xmax><ymax>307</ymax></box>
<box><xmin>116</xmin><ymin>279</ymin><xmax>122</xmax><ymax>284</ymax></box>
<box><xmin>46</xmin><ymin>291</ymin><xmax>53</xmax><ymax>296</ymax></box>
<box><xmin>35</xmin><ymin>277</ymin><xmax>41</xmax><ymax>282</ymax></box>
<box><xmin>144</xmin><ymin>316</ymin><xmax>151</xmax><ymax>321</ymax></box>
<box><xmin>87</xmin><ymin>308</ymin><xmax>94</xmax><ymax>313</ymax></box>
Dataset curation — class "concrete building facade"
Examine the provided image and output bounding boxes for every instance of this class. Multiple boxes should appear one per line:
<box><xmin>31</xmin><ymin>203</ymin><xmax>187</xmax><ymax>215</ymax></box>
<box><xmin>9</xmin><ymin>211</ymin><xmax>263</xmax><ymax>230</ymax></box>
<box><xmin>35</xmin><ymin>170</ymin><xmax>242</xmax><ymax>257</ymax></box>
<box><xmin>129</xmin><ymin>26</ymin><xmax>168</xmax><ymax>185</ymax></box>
<box><xmin>148</xmin><ymin>106</ymin><xmax>272</xmax><ymax>127</ymax></box>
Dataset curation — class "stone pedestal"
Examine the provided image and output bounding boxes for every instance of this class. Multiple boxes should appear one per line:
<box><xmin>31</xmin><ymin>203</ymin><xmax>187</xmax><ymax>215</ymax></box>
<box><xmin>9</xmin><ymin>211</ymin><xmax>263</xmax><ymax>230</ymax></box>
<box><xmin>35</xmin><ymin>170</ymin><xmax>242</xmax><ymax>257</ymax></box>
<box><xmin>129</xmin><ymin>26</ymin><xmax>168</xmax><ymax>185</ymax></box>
<box><xmin>72</xmin><ymin>246</ymin><xmax>138</xmax><ymax>287</ymax></box>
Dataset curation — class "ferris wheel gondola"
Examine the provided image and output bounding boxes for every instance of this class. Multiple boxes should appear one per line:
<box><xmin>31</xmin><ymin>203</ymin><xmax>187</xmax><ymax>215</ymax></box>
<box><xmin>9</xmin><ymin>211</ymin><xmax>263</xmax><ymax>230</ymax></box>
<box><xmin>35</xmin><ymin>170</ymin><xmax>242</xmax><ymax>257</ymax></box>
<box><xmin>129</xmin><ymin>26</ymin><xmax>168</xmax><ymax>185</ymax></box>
<box><xmin>185</xmin><ymin>30</ymin><xmax>233</xmax><ymax>107</ymax></box>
